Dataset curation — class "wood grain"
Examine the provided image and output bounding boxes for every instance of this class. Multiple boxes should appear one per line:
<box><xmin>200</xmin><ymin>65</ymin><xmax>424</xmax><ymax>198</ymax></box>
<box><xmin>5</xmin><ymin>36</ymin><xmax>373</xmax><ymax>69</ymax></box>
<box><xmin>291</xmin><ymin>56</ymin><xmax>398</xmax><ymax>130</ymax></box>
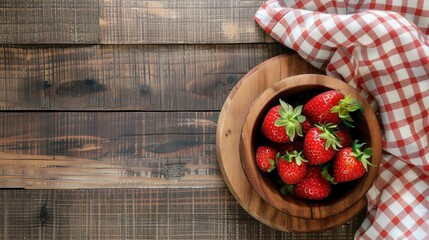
<box><xmin>0</xmin><ymin>44</ymin><xmax>286</xmax><ymax>110</ymax></box>
<box><xmin>0</xmin><ymin>188</ymin><xmax>366</xmax><ymax>240</ymax></box>
<box><xmin>99</xmin><ymin>0</ymin><xmax>272</xmax><ymax>44</ymax></box>
<box><xmin>0</xmin><ymin>111</ymin><xmax>222</xmax><ymax>189</ymax></box>
<box><xmin>0</xmin><ymin>0</ymin><xmax>273</xmax><ymax>45</ymax></box>
<box><xmin>0</xmin><ymin>0</ymin><xmax>99</xmax><ymax>44</ymax></box>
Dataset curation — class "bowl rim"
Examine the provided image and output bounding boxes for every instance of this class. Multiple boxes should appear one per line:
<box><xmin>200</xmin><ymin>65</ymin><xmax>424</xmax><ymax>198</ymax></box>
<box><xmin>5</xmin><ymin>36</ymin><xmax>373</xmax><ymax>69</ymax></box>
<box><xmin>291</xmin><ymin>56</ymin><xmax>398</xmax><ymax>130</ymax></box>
<box><xmin>239</xmin><ymin>74</ymin><xmax>382</xmax><ymax>219</ymax></box>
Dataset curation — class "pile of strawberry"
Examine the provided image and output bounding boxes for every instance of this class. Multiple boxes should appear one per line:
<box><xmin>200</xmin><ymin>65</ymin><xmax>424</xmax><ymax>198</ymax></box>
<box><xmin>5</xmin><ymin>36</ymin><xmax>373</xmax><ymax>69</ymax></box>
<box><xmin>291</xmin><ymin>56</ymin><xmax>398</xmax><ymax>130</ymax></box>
<box><xmin>255</xmin><ymin>90</ymin><xmax>373</xmax><ymax>200</ymax></box>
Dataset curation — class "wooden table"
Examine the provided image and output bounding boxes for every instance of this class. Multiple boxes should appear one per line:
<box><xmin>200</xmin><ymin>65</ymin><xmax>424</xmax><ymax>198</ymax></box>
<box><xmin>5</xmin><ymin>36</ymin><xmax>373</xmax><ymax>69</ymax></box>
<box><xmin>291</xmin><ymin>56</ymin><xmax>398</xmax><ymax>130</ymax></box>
<box><xmin>0</xmin><ymin>1</ymin><xmax>365</xmax><ymax>239</ymax></box>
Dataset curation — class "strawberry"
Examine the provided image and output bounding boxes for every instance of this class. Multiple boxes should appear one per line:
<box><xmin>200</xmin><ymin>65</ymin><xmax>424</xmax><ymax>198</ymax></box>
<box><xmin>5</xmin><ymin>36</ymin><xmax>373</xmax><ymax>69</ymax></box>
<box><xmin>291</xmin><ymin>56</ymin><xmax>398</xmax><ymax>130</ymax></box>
<box><xmin>294</xmin><ymin>166</ymin><xmax>332</xmax><ymax>200</ymax></box>
<box><xmin>332</xmin><ymin>140</ymin><xmax>373</xmax><ymax>183</ymax></box>
<box><xmin>303</xmin><ymin>90</ymin><xmax>363</xmax><ymax>127</ymax></box>
<box><xmin>261</xmin><ymin>99</ymin><xmax>306</xmax><ymax>143</ymax></box>
<box><xmin>277</xmin><ymin>151</ymin><xmax>307</xmax><ymax>184</ymax></box>
<box><xmin>336</xmin><ymin>127</ymin><xmax>353</xmax><ymax>148</ymax></box>
<box><xmin>255</xmin><ymin>146</ymin><xmax>278</xmax><ymax>173</ymax></box>
<box><xmin>276</xmin><ymin>140</ymin><xmax>304</xmax><ymax>155</ymax></box>
<box><xmin>301</xmin><ymin>118</ymin><xmax>314</xmax><ymax>134</ymax></box>
<box><xmin>303</xmin><ymin>124</ymin><xmax>341</xmax><ymax>165</ymax></box>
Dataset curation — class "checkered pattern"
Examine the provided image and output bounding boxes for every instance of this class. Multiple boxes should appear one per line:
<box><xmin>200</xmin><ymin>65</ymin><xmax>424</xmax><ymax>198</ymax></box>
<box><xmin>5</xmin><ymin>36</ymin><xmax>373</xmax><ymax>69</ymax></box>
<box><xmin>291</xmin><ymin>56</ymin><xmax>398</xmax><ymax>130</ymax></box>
<box><xmin>255</xmin><ymin>1</ymin><xmax>429</xmax><ymax>239</ymax></box>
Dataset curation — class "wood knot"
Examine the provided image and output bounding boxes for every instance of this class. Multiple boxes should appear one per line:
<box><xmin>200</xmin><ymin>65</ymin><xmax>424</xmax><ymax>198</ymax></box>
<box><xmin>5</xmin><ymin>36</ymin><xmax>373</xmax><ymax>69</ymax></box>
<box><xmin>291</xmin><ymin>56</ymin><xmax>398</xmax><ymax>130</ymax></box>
<box><xmin>55</xmin><ymin>79</ymin><xmax>106</xmax><ymax>97</ymax></box>
<box><xmin>39</xmin><ymin>200</ymin><xmax>50</xmax><ymax>226</ymax></box>
<box><xmin>43</xmin><ymin>81</ymin><xmax>52</xmax><ymax>89</ymax></box>
<box><xmin>139</xmin><ymin>85</ymin><xmax>150</xmax><ymax>95</ymax></box>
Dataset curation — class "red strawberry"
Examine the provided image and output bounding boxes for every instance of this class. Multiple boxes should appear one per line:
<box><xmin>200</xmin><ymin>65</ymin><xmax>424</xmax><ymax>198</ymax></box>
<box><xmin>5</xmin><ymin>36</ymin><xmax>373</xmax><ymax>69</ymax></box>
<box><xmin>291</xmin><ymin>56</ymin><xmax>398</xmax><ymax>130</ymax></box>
<box><xmin>277</xmin><ymin>141</ymin><xmax>304</xmax><ymax>155</ymax></box>
<box><xmin>277</xmin><ymin>151</ymin><xmax>307</xmax><ymax>185</ymax></box>
<box><xmin>303</xmin><ymin>124</ymin><xmax>341</xmax><ymax>165</ymax></box>
<box><xmin>336</xmin><ymin>127</ymin><xmax>353</xmax><ymax>148</ymax></box>
<box><xmin>303</xmin><ymin>90</ymin><xmax>363</xmax><ymax>127</ymax></box>
<box><xmin>294</xmin><ymin>166</ymin><xmax>332</xmax><ymax>200</ymax></box>
<box><xmin>332</xmin><ymin>140</ymin><xmax>373</xmax><ymax>183</ymax></box>
<box><xmin>261</xmin><ymin>99</ymin><xmax>306</xmax><ymax>143</ymax></box>
<box><xmin>255</xmin><ymin>146</ymin><xmax>278</xmax><ymax>173</ymax></box>
<box><xmin>301</xmin><ymin>118</ymin><xmax>314</xmax><ymax>134</ymax></box>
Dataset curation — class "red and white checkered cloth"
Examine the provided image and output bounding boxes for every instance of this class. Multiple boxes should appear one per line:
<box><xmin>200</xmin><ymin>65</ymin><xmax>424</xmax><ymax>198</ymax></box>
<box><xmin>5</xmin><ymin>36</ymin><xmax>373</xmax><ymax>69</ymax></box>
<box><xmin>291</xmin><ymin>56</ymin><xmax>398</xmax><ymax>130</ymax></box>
<box><xmin>255</xmin><ymin>1</ymin><xmax>429</xmax><ymax>239</ymax></box>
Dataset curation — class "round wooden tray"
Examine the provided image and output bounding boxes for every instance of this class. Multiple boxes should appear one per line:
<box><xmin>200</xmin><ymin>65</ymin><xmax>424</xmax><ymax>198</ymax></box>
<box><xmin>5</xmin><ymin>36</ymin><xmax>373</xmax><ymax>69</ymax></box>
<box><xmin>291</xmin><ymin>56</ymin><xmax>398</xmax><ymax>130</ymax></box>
<box><xmin>216</xmin><ymin>53</ymin><xmax>367</xmax><ymax>232</ymax></box>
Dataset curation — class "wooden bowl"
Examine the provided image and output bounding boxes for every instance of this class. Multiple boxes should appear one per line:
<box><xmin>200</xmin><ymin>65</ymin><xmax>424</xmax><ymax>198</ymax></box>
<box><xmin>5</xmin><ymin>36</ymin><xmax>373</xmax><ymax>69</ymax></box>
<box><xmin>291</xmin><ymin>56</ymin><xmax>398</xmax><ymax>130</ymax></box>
<box><xmin>239</xmin><ymin>74</ymin><xmax>382</xmax><ymax>220</ymax></box>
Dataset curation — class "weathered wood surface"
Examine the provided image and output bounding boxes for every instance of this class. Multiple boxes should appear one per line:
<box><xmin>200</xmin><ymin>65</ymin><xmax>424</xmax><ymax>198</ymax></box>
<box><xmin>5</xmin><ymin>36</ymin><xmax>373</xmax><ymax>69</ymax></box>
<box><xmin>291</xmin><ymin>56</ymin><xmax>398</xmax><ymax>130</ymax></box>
<box><xmin>0</xmin><ymin>188</ymin><xmax>366</xmax><ymax>240</ymax></box>
<box><xmin>99</xmin><ymin>0</ymin><xmax>272</xmax><ymax>44</ymax></box>
<box><xmin>0</xmin><ymin>111</ymin><xmax>221</xmax><ymax>189</ymax></box>
<box><xmin>0</xmin><ymin>0</ymin><xmax>99</xmax><ymax>44</ymax></box>
<box><xmin>0</xmin><ymin>0</ymin><xmax>273</xmax><ymax>44</ymax></box>
<box><xmin>0</xmin><ymin>44</ymin><xmax>286</xmax><ymax>110</ymax></box>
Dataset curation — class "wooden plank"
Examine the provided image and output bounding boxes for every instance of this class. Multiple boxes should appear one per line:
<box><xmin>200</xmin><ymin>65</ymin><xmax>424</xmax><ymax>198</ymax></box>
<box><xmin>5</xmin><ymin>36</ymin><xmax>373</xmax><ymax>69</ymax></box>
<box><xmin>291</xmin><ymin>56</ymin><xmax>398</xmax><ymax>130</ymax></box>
<box><xmin>99</xmin><ymin>0</ymin><xmax>274</xmax><ymax>44</ymax></box>
<box><xmin>0</xmin><ymin>0</ymin><xmax>99</xmax><ymax>44</ymax></box>
<box><xmin>0</xmin><ymin>111</ymin><xmax>222</xmax><ymax>189</ymax></box>
<box><xmin>0</xmin><ymin>188</ymin><xmax>366</xmax><ymax>239</ymax></box>
<box><xmin>0</xmin><ymin>44</ymin><xmax>287</xmax><ymax>110</ymax></box>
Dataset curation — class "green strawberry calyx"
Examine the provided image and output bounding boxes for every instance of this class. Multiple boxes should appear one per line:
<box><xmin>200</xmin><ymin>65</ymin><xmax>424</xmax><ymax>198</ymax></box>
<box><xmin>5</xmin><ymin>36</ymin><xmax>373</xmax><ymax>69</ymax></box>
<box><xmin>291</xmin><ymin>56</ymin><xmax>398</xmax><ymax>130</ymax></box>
<box><xmin>316</xmin><ymin>123</ymin><xmax>342</xmax><ymax>151</ymax></box>
<box><xmin>274</xmin><ymin>99</ymin><xmax>306</xmax><ymax>142</ymax></box>
<box><xmin>321</xmin><ymin>163</ymin><xmax>336</xmax><ymax>184</ymax></box>
<box><xmin>351</xmin><ymin>140</ymin><xmax>374</xmax><ymax>171</ymax></box>
<box><xmin>279</xmin><ymin>183</ymin><xmax>294</xmax><ymax>196</ymax></box>
<box><xmin>267</xmin><ymin>152</ymin><xmax>280</xmax><ymax>173</ymax></box>
<box><xmin>330</xmin><ymin>94</ymin><xmax>364</xmax><ymax>128</ymax></box>
<box><xmin>283</xmin><ymin>150</ymin><xmax>307</xmax><ymax>166</ymax></box>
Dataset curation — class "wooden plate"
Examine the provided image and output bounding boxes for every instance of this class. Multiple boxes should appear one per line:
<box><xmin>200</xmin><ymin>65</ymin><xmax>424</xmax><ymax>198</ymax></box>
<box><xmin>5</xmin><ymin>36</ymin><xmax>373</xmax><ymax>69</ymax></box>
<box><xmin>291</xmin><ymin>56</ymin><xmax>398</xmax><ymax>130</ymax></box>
<box><xmin>216</xmin><ymin>53</ymin><xmax>367</xmax><ymax>232</ymax></box>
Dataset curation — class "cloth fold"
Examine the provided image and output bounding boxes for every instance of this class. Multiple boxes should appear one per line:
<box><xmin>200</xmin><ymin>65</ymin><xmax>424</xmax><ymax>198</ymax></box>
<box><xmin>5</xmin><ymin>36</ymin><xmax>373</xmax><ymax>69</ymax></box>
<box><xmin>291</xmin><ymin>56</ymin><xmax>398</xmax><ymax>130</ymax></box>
<box><xmin>254</xmin><ymin>1</ymin><xmax>429</xmax><ymax>239</ymax></box>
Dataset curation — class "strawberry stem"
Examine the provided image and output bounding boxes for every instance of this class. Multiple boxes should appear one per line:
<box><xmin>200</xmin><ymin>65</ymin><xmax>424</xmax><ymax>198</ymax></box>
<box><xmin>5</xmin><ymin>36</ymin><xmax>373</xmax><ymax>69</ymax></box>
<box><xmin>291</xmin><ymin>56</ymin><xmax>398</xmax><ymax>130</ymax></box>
<box><xmin>330</xmin><ymin>94</ymin><xmax>364</xmax><ymax>128</ymax></box>
<box><xmin>274</xmin><ymin>99</ymin><xmax>306</xmax><ymax>142</ymax></box>
<box><xmin>267</xmin><ymin>152</ymin><xmax>281</xmax><ymax>172</ymax></box>
<box><xmin>267</xmin><ymin>158</ymin><xmax>276</xmax><ymax>172</ymax></box>
<box><xmin>351</xmin><ymin>140</ymin><xmax>374</xmax><ymax>171</ymax></box>
<box><xmin>283</xmin><ymin>150</ymin><xmax>308</xmax><ymax>166</ymax></box>
<box><xmin>321</xmin><ymin>163</ymin><xmax>336</xmax><ymax>184</ymax></box>
<box><xmin>279</xmin><ymin>184</ymin><xmax>294</xmax><ymax>195</ymax></box>
<box><xmin>316</xmin><ymin>123</ymin><xmax>342</xmax><ymax>150</ymax></box>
